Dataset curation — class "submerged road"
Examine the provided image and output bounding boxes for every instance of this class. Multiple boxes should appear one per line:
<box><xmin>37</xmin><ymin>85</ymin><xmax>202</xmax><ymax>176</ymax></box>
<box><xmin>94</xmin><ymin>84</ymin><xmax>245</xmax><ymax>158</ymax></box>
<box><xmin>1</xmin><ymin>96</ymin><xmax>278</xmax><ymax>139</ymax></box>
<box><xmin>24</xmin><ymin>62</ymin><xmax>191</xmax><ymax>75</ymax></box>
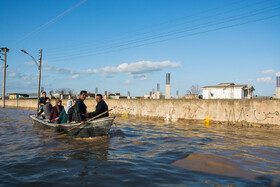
<box><xmin>0</xmin><ymin>108</ymin><xmax>279</xmax><ymax>186</ymax></box>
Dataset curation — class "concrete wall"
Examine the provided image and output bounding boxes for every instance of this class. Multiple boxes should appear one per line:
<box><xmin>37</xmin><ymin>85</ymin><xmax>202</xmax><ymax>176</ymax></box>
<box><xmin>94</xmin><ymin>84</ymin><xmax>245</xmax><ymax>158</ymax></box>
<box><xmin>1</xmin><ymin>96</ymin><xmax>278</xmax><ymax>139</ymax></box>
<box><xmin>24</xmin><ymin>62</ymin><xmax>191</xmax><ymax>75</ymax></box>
<box><xmin>4</xmin><ymin>99</ymin><xmax>280</xmax><ymax>126</ymax></box>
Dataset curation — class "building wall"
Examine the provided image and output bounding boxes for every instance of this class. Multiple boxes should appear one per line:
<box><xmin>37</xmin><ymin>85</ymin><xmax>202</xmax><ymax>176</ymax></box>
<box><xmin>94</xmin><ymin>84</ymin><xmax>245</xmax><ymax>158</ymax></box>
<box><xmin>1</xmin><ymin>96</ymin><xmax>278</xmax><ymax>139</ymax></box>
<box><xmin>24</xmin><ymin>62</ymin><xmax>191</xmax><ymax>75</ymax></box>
<box><xmin>4</xmin><ymin>98</ymin><xmax>280</xmax><ymax>126</ymax></box>
<box><xmin>202</xmin><ymin>89</ymin><xmax>209</xmax><ymax>99</ymax></box>
<box><xmin>234</xmin><ymin>88</ymin><xmax>242</xmax><ymax>99</ymax></box>
<box><xmin>202</xmin><ymin>87</ymin><xmax>245</xmax><ymax>99</ymax></box>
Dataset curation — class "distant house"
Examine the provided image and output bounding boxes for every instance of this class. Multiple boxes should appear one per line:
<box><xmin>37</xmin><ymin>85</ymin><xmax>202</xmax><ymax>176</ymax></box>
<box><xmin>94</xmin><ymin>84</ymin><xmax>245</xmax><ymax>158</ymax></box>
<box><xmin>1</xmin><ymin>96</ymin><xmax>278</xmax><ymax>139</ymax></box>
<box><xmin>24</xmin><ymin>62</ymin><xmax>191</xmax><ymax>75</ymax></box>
<box><xmin>201</xmin><ymin>83</ymin><xmax>254</xmax><ymax>99</ymax></box>
<box><xmin>144</xmin><ymin>92</ymin><xmax>162</xmax><ymax>99</ymax></box>
<box><xmin>52</xmin><ymin>93</ymin><xmax>72</xmax><ymax>99</ymax></box>
<box><xmin>8</xmin><ymin>93</ymin><xmax>29</xmax><ymax>99</ymax></box>
<box><xmin>85</xmin><ymin>92</ymin><xmax>97</xmax><ymax>98</ymax></box>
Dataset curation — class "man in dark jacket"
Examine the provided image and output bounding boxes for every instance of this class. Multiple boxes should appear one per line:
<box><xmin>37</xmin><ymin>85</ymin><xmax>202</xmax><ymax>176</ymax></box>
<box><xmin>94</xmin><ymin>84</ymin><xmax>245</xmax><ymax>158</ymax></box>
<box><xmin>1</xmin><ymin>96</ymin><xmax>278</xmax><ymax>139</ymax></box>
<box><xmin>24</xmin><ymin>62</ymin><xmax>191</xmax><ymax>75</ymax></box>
<box><xmin>68</xmin><ymin>91</ymin><xmax>87</xmax><ymax>124</ymax></box>
<box><xmin>88</xmin><ymin>94</ymin><xmax>108</xmax><ymax>119</ymax></box>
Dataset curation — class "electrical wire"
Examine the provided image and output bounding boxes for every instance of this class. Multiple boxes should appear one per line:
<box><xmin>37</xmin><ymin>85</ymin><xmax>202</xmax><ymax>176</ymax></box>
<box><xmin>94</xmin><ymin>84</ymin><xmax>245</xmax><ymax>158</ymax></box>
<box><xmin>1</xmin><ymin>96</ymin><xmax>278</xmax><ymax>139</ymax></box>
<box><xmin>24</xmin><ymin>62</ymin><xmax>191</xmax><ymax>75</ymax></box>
<box><xmin>46</xmin><ymin>5</ymin><xmax>280</xmax><ymax>61</ymax></box>
<box><xmin>49</xmin><ymin>14</ymin><xmax>280</xmax><ymax>60</ymax></box>
<box><xmin>46</xmin><ymin>0</ymin><xmax>249</xmax><ymax>52</ymax></box>
<box><xmin>15</xmin><ymin>0</ymin><xmax>87</xmax><ymax>44</ymax></box>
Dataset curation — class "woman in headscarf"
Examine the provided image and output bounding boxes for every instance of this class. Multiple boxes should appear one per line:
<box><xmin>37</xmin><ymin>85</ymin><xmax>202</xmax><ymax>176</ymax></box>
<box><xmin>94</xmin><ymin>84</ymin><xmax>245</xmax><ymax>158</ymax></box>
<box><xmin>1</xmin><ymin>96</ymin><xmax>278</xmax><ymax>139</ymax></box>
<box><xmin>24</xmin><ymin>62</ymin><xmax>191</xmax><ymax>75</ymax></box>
<box><xmin>49</xmin><ymin>99</ymin><xmax>64</xmax><ymax>123</ymax></box>
<box><xmin>57</xmin><ymin>100</ymin><xmax>73</xmax><ymax>124</ymax></box>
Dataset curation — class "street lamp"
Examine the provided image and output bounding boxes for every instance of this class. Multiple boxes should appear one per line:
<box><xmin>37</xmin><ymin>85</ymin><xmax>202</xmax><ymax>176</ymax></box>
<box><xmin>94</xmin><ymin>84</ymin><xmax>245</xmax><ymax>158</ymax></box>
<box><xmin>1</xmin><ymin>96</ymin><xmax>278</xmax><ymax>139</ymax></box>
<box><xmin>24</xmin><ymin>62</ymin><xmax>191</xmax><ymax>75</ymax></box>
<box><xmin>20</xmin><ymin>49</ymin><xmax>42</xmax><ymax>111</ymax></box>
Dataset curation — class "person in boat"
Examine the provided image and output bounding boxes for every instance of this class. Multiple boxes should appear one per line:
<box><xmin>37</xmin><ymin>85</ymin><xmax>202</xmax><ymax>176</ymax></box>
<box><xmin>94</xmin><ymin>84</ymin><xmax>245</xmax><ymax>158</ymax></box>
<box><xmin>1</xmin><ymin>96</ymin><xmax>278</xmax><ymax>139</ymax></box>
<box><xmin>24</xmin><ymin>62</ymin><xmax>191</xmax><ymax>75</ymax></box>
<box><xmin>57</xmin><ymin>100</ymin><xmax>74</xmax><ymax>124</ymax></box>
<box><xmin>49</xmin><ymin>99</ymin><xmax>64</xmax><ymax>123</ymax></box>
<box><xmin>36</xmin><ymin>92</ymin><xmax>50</xmax><ymax>118</ymax></box>
<box><xmin>86</xmin><ymin>94</ymin><xmax>108</xmax><ymax>119</ymax></box>
<box><xmin>67</xmin><ymin>91</ymin><xmax>87</xmax><ymax>124</ymax></box>
<box><xmin>66</xmin><ymin>99</ymin><xmax>76</xmax><ymax>123</ymax></box>
<box><xmin>42</xmin><ymin>98</ymin><xmax>52</xmax><ymax>119</ymax></box>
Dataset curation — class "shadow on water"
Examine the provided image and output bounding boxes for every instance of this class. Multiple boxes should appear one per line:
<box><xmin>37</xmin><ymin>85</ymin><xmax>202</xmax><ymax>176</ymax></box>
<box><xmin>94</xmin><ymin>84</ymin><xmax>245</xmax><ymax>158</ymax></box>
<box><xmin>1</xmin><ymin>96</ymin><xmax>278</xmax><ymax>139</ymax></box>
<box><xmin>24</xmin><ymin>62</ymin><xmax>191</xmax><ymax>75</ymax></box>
<box><xmin>109</xmin><ymin>129</ymin><xmax>126</xmax><ymax>138</ymax></box>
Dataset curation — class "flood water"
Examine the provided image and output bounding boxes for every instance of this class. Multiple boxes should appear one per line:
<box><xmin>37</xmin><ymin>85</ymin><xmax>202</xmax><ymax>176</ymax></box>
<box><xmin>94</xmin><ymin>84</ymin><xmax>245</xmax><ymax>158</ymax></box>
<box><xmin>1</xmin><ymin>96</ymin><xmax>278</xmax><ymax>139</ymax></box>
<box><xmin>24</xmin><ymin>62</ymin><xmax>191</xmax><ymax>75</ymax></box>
<box><xmin>0</xmin><ymin>108</ymin><xmax>280</xmax><ymax>187</ymax></box>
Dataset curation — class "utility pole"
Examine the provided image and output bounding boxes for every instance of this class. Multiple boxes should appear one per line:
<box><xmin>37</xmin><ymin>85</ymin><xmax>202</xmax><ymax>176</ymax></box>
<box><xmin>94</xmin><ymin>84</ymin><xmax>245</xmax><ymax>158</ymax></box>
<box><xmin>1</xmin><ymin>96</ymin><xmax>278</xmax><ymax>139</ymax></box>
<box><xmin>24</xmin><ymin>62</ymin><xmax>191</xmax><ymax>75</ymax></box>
<box><xmin>0</xmin><ymin>48</ymin><xmax>9</xmax><ymax>108</ymax></box>
<box><xmin>38</xmin><ymin>49</ymin><xmax>42</xmax><ymax>111</ymax></box>
<box><xmin>20</xmin><ymin>49</ymin><xmax>42</xmax><ymax>111</ymax></box>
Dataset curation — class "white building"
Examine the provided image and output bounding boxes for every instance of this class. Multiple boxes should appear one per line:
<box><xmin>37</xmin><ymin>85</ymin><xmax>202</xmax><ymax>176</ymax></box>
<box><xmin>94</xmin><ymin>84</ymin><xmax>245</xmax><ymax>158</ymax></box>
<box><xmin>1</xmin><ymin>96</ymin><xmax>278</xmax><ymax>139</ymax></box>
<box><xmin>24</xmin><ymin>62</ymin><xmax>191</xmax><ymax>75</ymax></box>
<box><xmin>201</xmin><ymin>83</ymin><xmax>254</xmax><ymax>99</ymax></box>
<box><xmin>144</xmin><ymin>92</ymin><xmax>162</xmax><ymax>99</ymax></box>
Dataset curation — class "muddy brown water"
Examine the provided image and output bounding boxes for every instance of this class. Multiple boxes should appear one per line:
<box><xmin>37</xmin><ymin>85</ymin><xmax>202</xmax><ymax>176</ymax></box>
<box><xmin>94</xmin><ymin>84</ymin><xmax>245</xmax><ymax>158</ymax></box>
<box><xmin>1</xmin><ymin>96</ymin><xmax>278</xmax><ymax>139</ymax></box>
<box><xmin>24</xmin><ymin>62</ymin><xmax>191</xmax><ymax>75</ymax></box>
<box><xmin>0</xmin><ymin>108</ymin><xmax>279</xmax><ymax>186</ymax></box>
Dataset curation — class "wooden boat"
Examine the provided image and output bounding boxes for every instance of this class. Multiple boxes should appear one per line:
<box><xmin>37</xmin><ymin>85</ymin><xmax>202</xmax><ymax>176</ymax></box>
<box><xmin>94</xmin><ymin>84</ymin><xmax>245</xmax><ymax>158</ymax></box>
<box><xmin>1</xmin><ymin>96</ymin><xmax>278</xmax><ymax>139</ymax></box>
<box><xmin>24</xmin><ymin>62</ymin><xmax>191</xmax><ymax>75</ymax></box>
<box><xmin>30</xmin><ymin>115</ymin><xmax>116</xmax><ymax>138</ymax></box>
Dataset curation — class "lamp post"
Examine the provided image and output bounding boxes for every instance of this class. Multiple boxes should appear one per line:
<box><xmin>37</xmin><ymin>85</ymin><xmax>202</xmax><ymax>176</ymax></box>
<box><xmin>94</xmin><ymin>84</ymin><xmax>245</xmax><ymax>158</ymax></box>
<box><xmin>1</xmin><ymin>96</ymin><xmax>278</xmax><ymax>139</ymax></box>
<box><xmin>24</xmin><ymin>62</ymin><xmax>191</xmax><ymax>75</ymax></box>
<box><xmin>20</xmin><ymin>49</ymin><xmax>42</xmax><ymax>111</ymax></box>
<box><xmin>0</xmin><ymin>47</ymin><xmax>9</xmax><ymax>108</ymax></box>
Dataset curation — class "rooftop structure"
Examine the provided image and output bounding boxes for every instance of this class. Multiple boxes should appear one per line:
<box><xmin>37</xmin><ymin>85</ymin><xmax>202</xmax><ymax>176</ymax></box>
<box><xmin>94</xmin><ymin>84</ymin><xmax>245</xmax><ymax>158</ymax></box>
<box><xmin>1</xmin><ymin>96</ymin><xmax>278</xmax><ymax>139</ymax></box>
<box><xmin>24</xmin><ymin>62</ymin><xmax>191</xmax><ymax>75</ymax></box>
<box><xmin>165</xmin><ymin>73</ymin><xmax>170</xmax><ymax>99</ymax></box>
<box><xmin>8</xmin><ymin>93</ymin><xmax>29</xmax><ymax>99</ymax></box>
<box><xmin>201</xmin><ymin>83</ymin><xmax>254</xmax><ymax>99</ymax></box>
<box><xmin>273</xmin><ymin>76</ymin><xmax>280</xmax><ymax>99</ymax></box>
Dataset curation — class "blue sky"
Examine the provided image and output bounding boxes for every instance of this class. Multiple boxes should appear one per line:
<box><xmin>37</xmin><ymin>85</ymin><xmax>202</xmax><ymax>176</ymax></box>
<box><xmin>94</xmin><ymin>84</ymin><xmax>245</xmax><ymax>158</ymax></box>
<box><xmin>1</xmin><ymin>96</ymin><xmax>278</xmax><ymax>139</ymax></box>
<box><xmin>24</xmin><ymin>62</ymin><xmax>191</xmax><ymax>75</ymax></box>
<box><xmin>0</xmin><ymin>0</ymin><xmax>280</xmax><ymax>97</ymax></box>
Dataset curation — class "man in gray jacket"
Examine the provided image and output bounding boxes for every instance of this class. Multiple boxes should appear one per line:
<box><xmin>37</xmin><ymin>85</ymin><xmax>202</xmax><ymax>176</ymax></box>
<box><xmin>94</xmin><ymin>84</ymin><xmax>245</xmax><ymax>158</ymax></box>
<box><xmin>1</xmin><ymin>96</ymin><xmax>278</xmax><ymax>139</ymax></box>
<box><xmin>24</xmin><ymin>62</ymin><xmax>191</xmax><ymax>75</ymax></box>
<box><xmin>43</xmin><ymin>98</ymin><xmax>52</xmax><ymax>119</ymax></box>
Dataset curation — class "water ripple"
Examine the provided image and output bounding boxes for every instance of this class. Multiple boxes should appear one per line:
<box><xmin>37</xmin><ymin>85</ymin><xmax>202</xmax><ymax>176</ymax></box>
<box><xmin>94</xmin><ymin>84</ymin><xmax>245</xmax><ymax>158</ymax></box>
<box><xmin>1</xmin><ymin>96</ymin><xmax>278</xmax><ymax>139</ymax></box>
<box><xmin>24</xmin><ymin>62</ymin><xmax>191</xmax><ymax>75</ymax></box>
<box><xmin>0</xmin><ymin>108</ymin><xmax>280</xmax><ymax>186</ymax></box>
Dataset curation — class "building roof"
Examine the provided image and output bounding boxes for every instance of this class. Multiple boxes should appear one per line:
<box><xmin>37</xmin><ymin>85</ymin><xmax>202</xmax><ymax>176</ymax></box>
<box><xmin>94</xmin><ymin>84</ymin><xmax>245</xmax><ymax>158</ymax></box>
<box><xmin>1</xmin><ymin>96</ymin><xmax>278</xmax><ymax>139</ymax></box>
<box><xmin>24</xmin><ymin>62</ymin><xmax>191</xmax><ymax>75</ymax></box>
<box><xmin>201</xmin><ymin>83</ymin><xmax>253</xmax><ymax>89</ymax></box>
<box><xmin>8</xmin><ymin>93</ymin><xmax>29</xmax><ymax>96</ymax></box>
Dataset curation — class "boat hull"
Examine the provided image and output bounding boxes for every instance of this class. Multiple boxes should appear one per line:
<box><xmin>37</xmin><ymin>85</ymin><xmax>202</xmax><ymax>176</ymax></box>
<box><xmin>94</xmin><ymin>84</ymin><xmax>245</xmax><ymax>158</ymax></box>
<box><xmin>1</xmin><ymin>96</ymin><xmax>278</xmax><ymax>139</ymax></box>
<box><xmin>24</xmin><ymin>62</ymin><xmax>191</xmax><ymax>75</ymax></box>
<box><xmin>30</xmin><ymin>115</ymin><xmax>115</xmax><ymax>137</ymax></box>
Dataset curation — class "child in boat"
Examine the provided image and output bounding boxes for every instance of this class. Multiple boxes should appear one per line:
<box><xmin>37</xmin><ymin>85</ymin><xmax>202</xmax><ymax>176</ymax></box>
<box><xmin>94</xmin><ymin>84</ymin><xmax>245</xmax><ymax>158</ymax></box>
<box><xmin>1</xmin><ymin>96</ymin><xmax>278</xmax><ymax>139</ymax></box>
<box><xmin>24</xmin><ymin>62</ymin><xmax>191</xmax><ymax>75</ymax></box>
<box><xmin>57</xmin><ymin>100</ymin><xmax>74</xmax><ymax>124</ymax></box>
<box><xmin>49</xmin><ymin>99</ymin><xmax>64</xmax><ymax>123</ymax></box>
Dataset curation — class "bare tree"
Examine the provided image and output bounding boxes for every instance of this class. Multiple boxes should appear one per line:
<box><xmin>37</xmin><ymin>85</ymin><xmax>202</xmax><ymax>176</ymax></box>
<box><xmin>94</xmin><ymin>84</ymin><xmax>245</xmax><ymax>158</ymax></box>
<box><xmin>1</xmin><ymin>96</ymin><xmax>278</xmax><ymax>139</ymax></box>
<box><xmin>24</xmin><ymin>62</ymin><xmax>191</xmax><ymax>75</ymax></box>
<box><xmin>55</xmin><ymin>89</ymin><xmax>61</xmax><ymax>94</ymax></box>
<box><xmin>187</xmin><ymin>85</ymin><xmax>200</xmax><ymax>98</ymax></box>
<box><xmin>49</xmin><ymin>90</ymin><xmax>53</xmax><ymax>97</ymax></box>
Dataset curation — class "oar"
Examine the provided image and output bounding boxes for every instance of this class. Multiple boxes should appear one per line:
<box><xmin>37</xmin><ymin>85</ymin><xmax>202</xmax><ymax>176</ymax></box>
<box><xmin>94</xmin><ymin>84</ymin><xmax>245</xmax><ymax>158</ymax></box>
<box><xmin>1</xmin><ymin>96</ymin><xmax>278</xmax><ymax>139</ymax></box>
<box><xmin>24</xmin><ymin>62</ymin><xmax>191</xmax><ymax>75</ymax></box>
<box><xmin>59</xmin><ymin>109</ymin><xmax>112</xmax><ymax>135</ymax></box>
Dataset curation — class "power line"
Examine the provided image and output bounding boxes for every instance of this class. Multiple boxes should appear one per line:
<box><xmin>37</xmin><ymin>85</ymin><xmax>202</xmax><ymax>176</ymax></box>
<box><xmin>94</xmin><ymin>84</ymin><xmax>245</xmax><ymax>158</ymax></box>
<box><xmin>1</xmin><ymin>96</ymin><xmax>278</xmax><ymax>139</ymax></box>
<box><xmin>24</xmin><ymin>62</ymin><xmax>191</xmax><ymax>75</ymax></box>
<box><xmin>46</xmin><ymin>0</ymin><xmax>249</xmax><ymax>53</ymax></box>
<box><xmin>15</xmin><ymin>0</ymin><xmax>87</xmax><ymax>44</ymax></box>
<box><xmin>46</xmin><ymin>5</ymin><xmax>280</xmax><ymax>61</ymax></box>
<box><xmin>62</xmin><ymin>14</ymin><xmax>280</xmax><ymax>58</ymax></box>
<box><xmin>71</xmin><ymin>5</ymin><xmax>280</xmax><ymax>55</ymax></box>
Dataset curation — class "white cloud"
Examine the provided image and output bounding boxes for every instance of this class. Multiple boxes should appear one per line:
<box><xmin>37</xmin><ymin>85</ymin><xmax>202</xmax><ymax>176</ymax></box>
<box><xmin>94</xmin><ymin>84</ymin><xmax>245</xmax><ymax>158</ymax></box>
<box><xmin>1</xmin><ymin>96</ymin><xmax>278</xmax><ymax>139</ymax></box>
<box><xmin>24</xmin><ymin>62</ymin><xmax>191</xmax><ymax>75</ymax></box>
<box><xmin>139</xmin><ymin>77</ymin><xmax>147</xmax><ymax>80</ymax></box>
<box><xmin>81</xmin><ymin>60</ymin><xmax>181</xmax><ymax>78</ymax></box>
<box><xmin>42</xmin><ymin>83</ymin><xmax>51</xmax><ymax>86</ymax></box>
<box><xmin>43</xmin><ymin>65</ymin><xmax>56</xmax><ymax>71</ymax></box>
<box><xmin>38</xmin><ymin>60</ymin><xmax>181</xmax><ymax>80</ymax></box>
<box><xmin>80</xmin><ymin>69</ymin><xmax>98</xmax><ymax>74</ymax></box>
<box><xmin>256</xmin><ymin>77</ymin><xmax>273</xmax><ymax>83</ymax></box>
<box><xmin>56</xmin><ymin>68</ymin><xmax>73</xmax><ymax>74</ymax></box>
<box><xmin>8</xmin><ymin>71</ymin><xmax>19</xmax><ymax>78</ymax></box>
<box><xmin>114</xmin><ymin>61</ymin><xmax>181</xmax><ymax>75</ymax></box>
<box><xmin>71</xmin><ymin>74</ymin><xmax>80</xmax><ymax>79</ymax></box>
<box><xmin>261</xmin><ymin>69</ymin><xmax>275</xmax><ymax>74</ymax></box>
<box><xmin>24</xmin><ymin>61</ymin><xmax>37</xmax><ymax>65</ymax></box>
<box><xmin>24</xmin><ymin>60</ymin><xmax>48</xmax><ymax>65</ymax></box>
<box><xmin>21</xmin><ymin>74</ymin><xmax>37</xmax><ymax>81</ymax></box>
<box><xmin>7</xmin><ymin>70</ymin><xmax>38</xmax><ymax>81</ymax></box>
<box><xmin>25</xmin><ymin>81</ymin><xmax>32</xmax><ymax>85</ymax></box>
<box><xmin>66</xmin><ymin>74</ymin><xmax>80</xmax><ymax>80</ymax></box>
<box><xmin>43</xmin><ymin>65</ymin><xmax>75</xmax><ymax>74</ymax></box>
<box><xmin>124</xmin><ymin>79</ymin><xmax>132</xmax><ymax>84</ymax></box>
